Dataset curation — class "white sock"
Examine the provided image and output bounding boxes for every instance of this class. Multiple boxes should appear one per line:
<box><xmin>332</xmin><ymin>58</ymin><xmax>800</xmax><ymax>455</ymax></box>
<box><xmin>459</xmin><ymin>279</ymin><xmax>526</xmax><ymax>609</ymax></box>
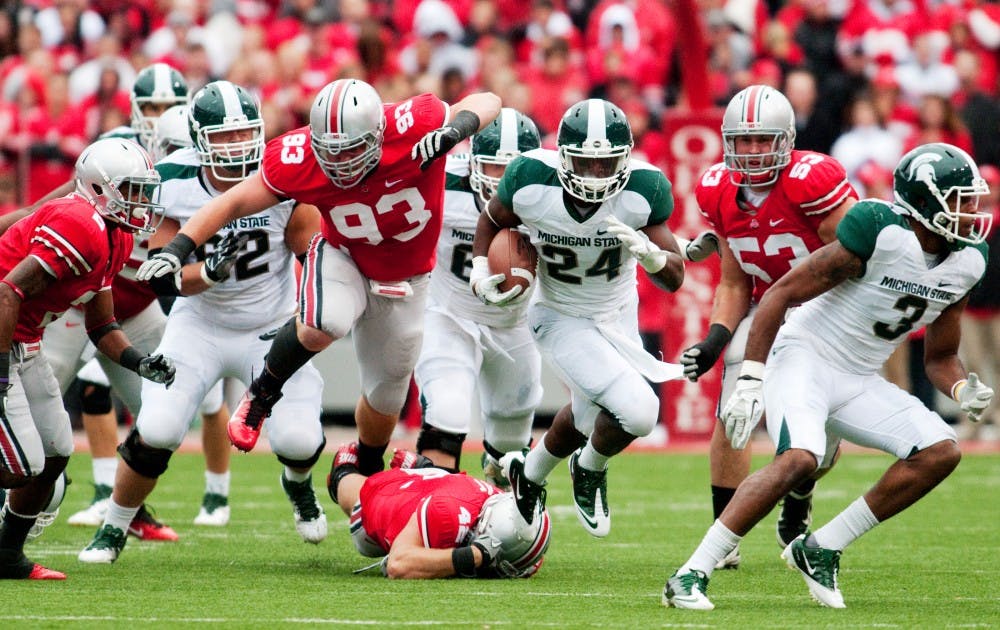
<box><xmin>92</xmin><ymin>458</ymin><xmax>118</xmax><ymax>488</ymax></box>
<box><xmin>283</xmin><ymin>467</ymin><xmax>310</xmax><ymax>483</ymax></box>
<box><xmin>576</xmin><ymin>441</ymin><xmax>609</xmax><ymax>472</ymax></box>
<box><xmin>204</xmin><ymin>470</ymin><xmax>230</xmax><ymax>496</ymax></box>
<box><xmin>104</xmin><ymin>500</ymin><xmax>141</xmax><ymax>533</ymax></box>
<box><xmin>681</xmin><ymin>520</ymin><xmax>742</xmax><ymax>577</ymax></box>
<box><xmin>523</xmin><ymin>435</ymin><xmax>562</xmax><ymax>485</ymax></box>
<box><xmin>812</xmin><ymin>496</ymin><xmax>879</xmax><ymax>551</ymax></box>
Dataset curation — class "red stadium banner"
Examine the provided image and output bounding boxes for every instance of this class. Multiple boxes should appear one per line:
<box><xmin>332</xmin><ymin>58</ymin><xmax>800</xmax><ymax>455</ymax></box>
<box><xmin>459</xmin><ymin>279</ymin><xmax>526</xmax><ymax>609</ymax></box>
<box><xmin>660</xmin><ymin>108</ymin><xmax>724</xmax><ymax>441</ymax></box>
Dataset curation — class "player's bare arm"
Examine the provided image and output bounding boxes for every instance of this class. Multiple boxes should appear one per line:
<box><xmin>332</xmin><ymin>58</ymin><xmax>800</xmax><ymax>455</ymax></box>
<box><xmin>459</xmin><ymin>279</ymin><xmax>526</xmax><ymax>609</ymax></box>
<box><xmin>385</xmin><ymin>514</ymin><xmax>485</xmax><ymax>580</ymax></box>
<box><xmin>923</xmin><ymin>296</ymin><xmax>971</xmax><ymax>394</ymax></box>
<box><xmin>447</xmin><ymin>92</ymin><xmax>502</xmax><ymax>132</ymax></box>
<box><xmin>0</xmin><ymin>258</ymin><xmax>55</xmax><ymax>352</ymax></box>
<box><xmin>284</xmin><ymin>203</ymin><xmax>322</xmax><ymax>256</ymax></box>
<box><xmin>472</xmin><ymin>196</ymin><xmax>522</xmax><ymax>257</ymax></box>
<box><xmin>711</xmin><ymin>238</ymin><xmax>754</xmax><ymax>332</ymax></box>
<box><xmin>816</xmin><ymin>197</ymin><xmax>856</xmax><ymax>244</ymax></box>
<box><xmin>179</xmin><ymin>173</ymin><xmax>280</xmax><ymax>247</ymax></box>
<box><xmin>744</xmin><ymin>241</ymin><xmax>863</xmax><ymax>364</ymax></box>
<box><xmin>642</xmin><ymin>223</ymin><xmax>685</xmax><ymax>291</ymax></box>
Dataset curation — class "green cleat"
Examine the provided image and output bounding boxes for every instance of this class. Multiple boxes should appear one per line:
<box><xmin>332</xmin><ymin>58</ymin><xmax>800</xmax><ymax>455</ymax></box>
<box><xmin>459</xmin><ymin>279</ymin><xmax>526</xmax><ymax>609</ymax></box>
<box><xmin>781</xmin><ymin>534</ymin><xmax>845</xmax><ymax>608</ymax></box>
<box><xmin>662</xmin><ymin>569</ymin><xmax>714</xmax><ymax>610</ymax></box>
<box><xmin>568</xmin><ymin>450</ymin><xmax>610</xmax><ymax>537</ymax></box>
<box><xmin>78</xmin><ymin>525</ymin><xmax>127</xmax><ymax>564</ymax></box>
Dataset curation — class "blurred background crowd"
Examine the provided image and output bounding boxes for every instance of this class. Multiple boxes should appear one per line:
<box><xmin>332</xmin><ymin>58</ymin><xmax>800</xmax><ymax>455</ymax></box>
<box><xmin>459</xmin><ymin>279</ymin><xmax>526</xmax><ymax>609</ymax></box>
<box><xmin>1</xmin><ymin>0</ymin><xmax>998</xmax><ymax>438</ymax></box>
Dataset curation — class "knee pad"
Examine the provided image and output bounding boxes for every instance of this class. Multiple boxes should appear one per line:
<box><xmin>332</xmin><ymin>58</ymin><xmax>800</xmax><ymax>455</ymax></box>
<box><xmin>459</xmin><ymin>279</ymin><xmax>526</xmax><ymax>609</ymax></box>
<box><xmin>416</xmin><ymin>424</ymin><xmax>465</xmax><ymax>461</ymax></box>
<box><xmin>80</xmin><ymin>382</ymin><xmax>113</xmax><ymax>415</ymax></box>
<box><xmin>615</xmin><ymin>391</ymin><xmax>659</xmax><ymax>438</ymax></box>
<box><xmin>276</xmin><ymin>435</ymin><xmax>327</xmax><ymax>469</ymax></box>
<box><xmin>117</xmin><ymin>429</ymin><xmax>173</xmax><ymax>479</ymax></box>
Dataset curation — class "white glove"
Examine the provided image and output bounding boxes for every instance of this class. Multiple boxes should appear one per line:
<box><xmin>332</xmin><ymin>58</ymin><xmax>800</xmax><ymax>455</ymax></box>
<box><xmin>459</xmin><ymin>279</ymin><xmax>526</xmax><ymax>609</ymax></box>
<box><xmin>720</xmin><ymin>360</ymin><xmax>765</xmax><ymax>449</ymax></box>
<box><xmin>604</xmin><ymin>216</ymin><xmax>668</xmax><ymax>273</ymax></box>
<box><xmin>137</xmin><ymin>251</ymin><xmax>182</xmax><ymax>281</ymax></box>
<box><xmin>676</xmin><ymin>231</ymin><xmax>720</xmax><ymax>262</ymax></box>
<box><xmin>954</xmin><ymin>372</ymin><xmax>994</xmax><ymax>422</ymax></box>
<box><xmin>469</xmin><ymin>256</ymin><xmax>525</xmax><ymax>307</ymax></box>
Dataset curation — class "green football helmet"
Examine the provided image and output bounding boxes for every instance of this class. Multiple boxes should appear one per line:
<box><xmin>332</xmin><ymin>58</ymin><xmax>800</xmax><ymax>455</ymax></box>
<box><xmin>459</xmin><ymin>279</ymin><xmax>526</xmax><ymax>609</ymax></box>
<box><xmin>556</xmin><ymin>99</ymin><xmax>633</xmax><ymax>203</ymax></box>
<box><xmin>189</xmin><ymin>80</ymin><xmax>264</xmax><ymax>182</ymax></box>
<box><xmin>470</xmin><ymin>108</ymin><xmax>540</xmax><ymax>204</ymax></box>
<box><xmin>130</xmin><ymin>63</ymin><xmax>188</xmax><ymax>149</ymax></box>
<box><xmin>894</xmin><ymin>143</ymin><xmax>992</xmax><ymax>245</ymax></box>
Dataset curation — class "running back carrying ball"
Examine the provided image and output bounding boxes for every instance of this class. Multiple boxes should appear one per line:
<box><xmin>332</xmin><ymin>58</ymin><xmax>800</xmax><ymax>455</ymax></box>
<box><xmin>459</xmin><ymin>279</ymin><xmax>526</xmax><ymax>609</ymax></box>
<box><xmin>488</xmin><ymin>228</ymin><xmax>537</xmax><ymax>293</ymax></box>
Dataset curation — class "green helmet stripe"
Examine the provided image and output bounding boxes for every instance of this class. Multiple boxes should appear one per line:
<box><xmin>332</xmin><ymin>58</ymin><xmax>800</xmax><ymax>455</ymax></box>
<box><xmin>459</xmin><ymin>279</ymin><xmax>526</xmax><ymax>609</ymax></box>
<box><xmin>586</xmin><ymin>99</ymin><xmax>607</xmax><ymax>143</ymax></box>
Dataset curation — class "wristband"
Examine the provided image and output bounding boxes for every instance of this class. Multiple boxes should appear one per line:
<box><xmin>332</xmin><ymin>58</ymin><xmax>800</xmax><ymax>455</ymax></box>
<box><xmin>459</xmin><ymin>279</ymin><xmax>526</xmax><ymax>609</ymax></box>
<box><xmin>451</xmin><ymin>545</ymin><xmax>477</xmax><ymax>578</ymax></box>
<box><xmin>119</xmin><ymin>346</ymin><xmax>145</xmax><ymax>373</ymax></box>
<box><xmin>200</xmin><ymin>263</ymin><xmax>219</xmax><ymax>286</ymax></box>
<box><xmin>166</xmin><ymin>233</ymin><xmax>197</xmax><ymax>260</ymax></box>
<box><xmin>87</xmin><ymin>320</ymin><xmax>122</xmax><ymax>346</ymax></box>
<box><xmin>448</xmin><ymin>110</ymin><xmax>481</xmax><ymax>141</ymax></box>
<box><xmin>0</xmin><ymin>351</ymin><xmax>9</xmax><ymax>383</ymax></box>
<box><xmin>739</xmin><ymin>359</ymin><xmax>765</xmax><ymax>381</ymax></box>
<box><xmin>951</xmin><ymin>379</ymin><xmax>968</xmax><ymax>401</ymax></box>
<box><xmin>704</xmin><ymin>323</ymin><xmax>733</xmax><ymax>354</ymax></box>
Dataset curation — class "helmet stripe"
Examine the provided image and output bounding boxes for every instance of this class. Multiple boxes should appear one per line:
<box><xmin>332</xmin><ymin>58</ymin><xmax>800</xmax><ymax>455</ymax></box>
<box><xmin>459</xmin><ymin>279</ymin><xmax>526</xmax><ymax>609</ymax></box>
<box><xmin>744</xmin><ymin>85</ymin><xmax>762</xmax><ymax>125</ymax></box>
<box><xmin>328</xmin><ymin>80</ymin><xmax>349</xmax><ymax>135</ymax></box>
<box><xmin>152</xmin><ymin>64</ymin><xmax>171</xmax><ymax>96</ymax></box>
<box><xmin>217</xmin><ymin>81</ymin><xmax>242</xmax><ymax>120</ymax></box>
<box><xmin>586</xmin><ymin>99</ymin><xmax>607</xmax><ymax>142</ymax></box>
<box><xmin>498</xmin><ymin>108</ymin><xmax>518</xmax><ymax>153</ymax></box>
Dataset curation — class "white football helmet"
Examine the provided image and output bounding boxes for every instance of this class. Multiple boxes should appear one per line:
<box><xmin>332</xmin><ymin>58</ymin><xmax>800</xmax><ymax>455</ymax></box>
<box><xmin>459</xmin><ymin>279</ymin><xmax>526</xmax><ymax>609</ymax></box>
<box><xmin>722</xmin><ymin>84</ymin><xmax>796</xmax><ymax>187</ymax></box>
<box><xmin>75</xmin><ymin>138</ymin><xmax>164</xmax><ymax>234</ymax></box>
<box><xmin>475</xmin><ymin>493</ymin><xmax>551</xmax><ymax>578</ymax></box>
<box><xmin>150</xmin><ymin>104</ymin><xmax>192</xmax><ymax>162</ymax></box>
<box><xmin>309</xmin><ymin>79</ymin><xmax>386</xmax><ymax>188</ymax></box>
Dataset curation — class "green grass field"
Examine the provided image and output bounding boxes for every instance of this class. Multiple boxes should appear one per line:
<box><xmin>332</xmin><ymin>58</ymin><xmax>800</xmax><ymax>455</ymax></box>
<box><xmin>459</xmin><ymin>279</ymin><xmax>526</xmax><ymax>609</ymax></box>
<box><xmin>5</xmin><ymin>449</ymin><xmax>998</xmax><ymax>628</ymax></box>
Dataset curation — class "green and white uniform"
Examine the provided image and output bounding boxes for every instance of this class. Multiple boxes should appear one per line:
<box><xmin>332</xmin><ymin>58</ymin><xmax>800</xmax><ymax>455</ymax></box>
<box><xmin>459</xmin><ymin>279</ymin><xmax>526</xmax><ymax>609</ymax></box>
<box><xmin>497</xmin><ymin>148</ymin><xmax>677</xmax><ymax>437</ymax></box>
<box><xmin>136</xmin><ymin>148</ymin><xmax>324</xmax><ymax>463</ymax></box>
<box><xmin>414</xmin><ymin>154</ymin><xmax>542</xmax><ymax>450</ymax></box>
<box><xmin>765</xmin><ymin>200</ymin><xmax>987</xmax><ymax>465</ymax></box>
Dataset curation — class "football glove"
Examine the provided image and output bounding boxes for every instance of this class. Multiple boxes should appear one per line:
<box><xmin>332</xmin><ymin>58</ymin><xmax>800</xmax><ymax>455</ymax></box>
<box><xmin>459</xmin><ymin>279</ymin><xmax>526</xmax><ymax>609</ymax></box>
<box><xmin>202</xmin><ymin>232</ymin><xmax>249</xmax><ymax>285</ymax></box>
<box><xmin>137</xmin><ymin>353</ymin><xmax>176</xmax><ymax>388</ymax></box>
<box><xmin>679</xmin><ymin>323</ymin><xmax>733</xmax><ymax>382</ymax></box>
<box><xmin>469</xmin><ymin>256</ymin><xmax>525</xmax><ymax>307</ymax></box>
<box><xmin>721</xmin><ymin>361</ymin><xmax>765</xmax><ymax>450</ymax></box>
<box><xmin>468</xmin><ymin>531</ymin><xmax>523</xmax><ymax>578</ymax></box>
<box><xmin>604</xmin><ymin>216</ymin><xmax>668</xmax><ymax>273</ymax></box>
<box><xmin>412</xmin><ymin>126</ymin><xmax>462</xmax><ymax>171</ymax></box>
<box><xmin>677</xmin><ymin>231</ymin><xmax>721</xmax><ymax>263</ymax></box>
<box><xmin>955</xmin><ymin>372</ymin><xmax>994</xmax><ymax>422</ymax></box>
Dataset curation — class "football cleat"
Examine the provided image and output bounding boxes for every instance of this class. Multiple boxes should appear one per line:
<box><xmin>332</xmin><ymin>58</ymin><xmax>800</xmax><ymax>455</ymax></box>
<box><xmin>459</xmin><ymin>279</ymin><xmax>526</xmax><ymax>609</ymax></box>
<box><xmin>662</xmin><ymin>569</ymin><xmax>714</xmax><ymax>610</ymax></box>
<box><xmin>67</xmin><ymin>483</ymin><xmax>112</xmax><ymax>526</ymax></box>
<box><xmin>281</xmin><ymin>474</ymin><xmax>327</xmax><ymax>544</ymax></box>
<box><xmin>776</xmin><ymin>492</ymin><xmax>813</xmax><ymax>547</ymax></box>
<box><xmin>193</xmin><ymin>492</ymin><xmax>230</xmax><ymax>526</ymax></box>
<box><xmin>228</xmin><ymin>386</ymin><xmax>283</xmax><ymax>452</ymax></box>
<box><xmin>781</xmin><ymin>533</ymin><xmax>845</xmax><ymax>608</ymax></box>
<box><xmin>128</xmin><ymin>505</ymin><xmax>178</xmax><ymax>541</ymax></box>
<box><xmin>714</xmin><ymin>544</ymin><xmax>741</xmax><ymax>570</ymax></box>
<box><xmin>568</xmin><ymin>450</ymin><xmax>610</xmax><ymax>537</ymax></box>
<box><xmin>0</xmin><ymin>551</ymin><xmax>67</xmax><ymax>580</ymax></box>
<box><xmin>27</xmin><ymin>563</ymin><xmax>67</xmax><ymax>580</ymax></box>
<box><xmin>389</xmin><ymin>449</ymin><xmax>436</xmax><ymax>470</ymax></box>
<box><xmin>78</xmin><ymin>525</ymin><xmax>127</xmax><ymax>563</ymax></box>
<box><xmin>499</xmin><ymin>449</ymin><xmax>546</xmax><ymax>524</ymax></box>
<box><xmin>481</xmin><ymin>452</ymin><xmax>510</xmax><ymax>489</ymax></box>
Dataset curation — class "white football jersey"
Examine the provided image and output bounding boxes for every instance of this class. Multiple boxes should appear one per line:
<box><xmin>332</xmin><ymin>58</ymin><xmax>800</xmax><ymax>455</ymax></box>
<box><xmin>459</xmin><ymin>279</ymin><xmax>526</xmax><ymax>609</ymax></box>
<box><xmin>156</xmin><ymin>148</ymin><xmax>298</xmax><ymax>329</ymax></box>
<box><xmin>780</xmin><ymin>200</ymin><xmax>988</xmax><ymax>374</ymax></box>
<box><xmin>429</xmin><ymin>154</ymin><xmax>527</xmax><ymax>328</ymax></box>
<box><xmin>496</xmin><ymin>149</ymin><xmax>674</xmax><ymax>318</ymax></box>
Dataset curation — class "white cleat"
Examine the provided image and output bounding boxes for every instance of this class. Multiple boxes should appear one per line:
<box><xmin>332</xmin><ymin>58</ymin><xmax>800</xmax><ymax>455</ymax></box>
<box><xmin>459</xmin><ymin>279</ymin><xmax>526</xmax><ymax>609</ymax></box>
<box><xmin>67</xmin><ymin>498</ymin><xmax>110</xmax><ymax>526</ymax></box>
<box><xmin>662</xmin><ymin>569</ymin><xmax>715</xmax><ymax>610</ymax></box>
<box><xmin>295</xmin><ymin>511</ymin><xmax>328</xmax><ymax>544</ymax></box>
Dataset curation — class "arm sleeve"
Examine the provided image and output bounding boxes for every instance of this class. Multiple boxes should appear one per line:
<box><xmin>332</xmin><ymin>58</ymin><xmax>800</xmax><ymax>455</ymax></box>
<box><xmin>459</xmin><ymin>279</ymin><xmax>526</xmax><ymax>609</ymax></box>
<box><xmin>835</xmin><ymin>202</ymin><xmax>881</xmax><ymax>262</ymax></box>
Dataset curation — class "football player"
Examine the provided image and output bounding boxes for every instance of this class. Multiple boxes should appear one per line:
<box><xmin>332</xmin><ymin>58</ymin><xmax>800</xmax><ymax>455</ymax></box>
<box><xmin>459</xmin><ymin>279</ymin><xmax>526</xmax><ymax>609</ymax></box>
<box><xmin>0</xmin><ymin>138</ymin><xmax>175</xmax><ymax>580</ymax></box>
<box><xmin>677</xmin><ymin>85</ymin><xmax>858</xmax><ymax>567</ymax></box>
<box><xmin>328</xmin><ymin>443</ymin><xmax>551</xmax><ymax>579</ymax></box>
<box><xmin>39</xmin><ymin>64</ymin><xmax>229</xmax><ymax>538</ymax></box>
<box><xmin>79</xmin><ymin>81</ymin><xmax>324</xmax><ymax>564</ymax></box>
<box><xmin>413</xmin><ymin>108</ymin><xmax>544</xmax><ymax>478</ymax></box>
<box><xmin>471</xmin><ymin>99</ymin><xmax>715</xmax><ymax>538</ymax></box>
<box><xmin>139</xmin><ymin>78</ymin><xmax>501</xmax><ymax>478</ymax></box>
<box><xmin>664</xmin><ymin>143</ymin><xmax>993</xmax><ymax>610</ymax></box>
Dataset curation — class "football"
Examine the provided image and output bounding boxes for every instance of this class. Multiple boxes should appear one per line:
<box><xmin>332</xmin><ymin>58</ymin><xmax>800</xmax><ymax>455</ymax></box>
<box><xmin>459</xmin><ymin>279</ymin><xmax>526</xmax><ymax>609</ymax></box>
<box><xmin>488</xmin><ymin>228</ymin><xmax>538</xmax><ymax>294</ymax></box>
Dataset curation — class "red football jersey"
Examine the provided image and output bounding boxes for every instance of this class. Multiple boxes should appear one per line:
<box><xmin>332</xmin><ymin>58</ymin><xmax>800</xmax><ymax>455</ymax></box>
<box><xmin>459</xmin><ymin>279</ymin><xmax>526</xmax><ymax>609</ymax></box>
<box><xmin>0</xmin><ymin>195</ymin><xmax>134</xmax><ymax>342</ymax></box>
<box><xmin>696</xmin><ymin>150</ymin><xmax>857</xmax><ymax>303</ymax></box>
<box><xmin>111</xmin><ymin>233</ymin><xmax>157</xmax><ymax>321</ymax></box>
<box><xmin>260</xmin><ymin>93</ymin><xmax>448</xmax><ymax>282</ymax></box>
<box><xmin>358</xmin><ymin>468</ymin><xmax>499</xmax><ymax>553</ymax></box>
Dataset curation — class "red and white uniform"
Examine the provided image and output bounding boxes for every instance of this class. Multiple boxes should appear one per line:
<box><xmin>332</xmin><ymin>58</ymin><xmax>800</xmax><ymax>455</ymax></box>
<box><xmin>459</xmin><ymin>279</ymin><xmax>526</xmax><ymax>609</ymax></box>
<box><xmin>355</xmin><ymin>468</ymin><xmax>498</xmax><ymax>554</ymax></box>
<box><xmin>696</xmin><ymin>150</ymin><xmax>857</xmax><ymax>304</ymax></box>
<box><xmin>261</xmin><ymin>93</ymin><xmax>448</xmax><ymax>282</ymax></box>
<box><xmin>0</xmin><ymin>195</ymin><xmax>132</xmax><ymax>477</ymax></box>
<box><xmin>0</xmin><ymin>196</ymin><xmax>132</xmax><ymax>343</ymax></box>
